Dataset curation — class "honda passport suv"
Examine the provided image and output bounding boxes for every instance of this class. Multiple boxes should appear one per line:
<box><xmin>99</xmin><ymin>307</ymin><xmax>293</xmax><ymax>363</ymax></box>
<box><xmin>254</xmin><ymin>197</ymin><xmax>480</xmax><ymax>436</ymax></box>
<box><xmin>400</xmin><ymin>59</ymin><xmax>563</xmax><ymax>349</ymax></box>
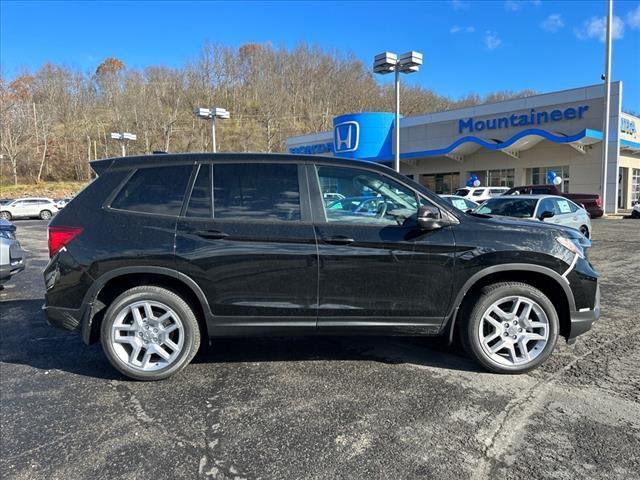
<box><xmin>43</xmin><ymin>154</ymin><xmax>600</xmax><ymax>380</ymax></box>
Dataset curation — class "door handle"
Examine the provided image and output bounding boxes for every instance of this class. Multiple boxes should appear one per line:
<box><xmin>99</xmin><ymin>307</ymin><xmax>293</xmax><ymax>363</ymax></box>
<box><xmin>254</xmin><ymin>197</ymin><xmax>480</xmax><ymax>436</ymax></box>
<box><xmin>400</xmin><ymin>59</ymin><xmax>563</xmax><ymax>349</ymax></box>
<box><xmin>324</xmin><ymin>236</ymin><xmax>355</xmax><ymax>245</ymax></box>
<box><xmin>193</xmin><ymin>229</ymin><xmax>229</xmax><ymax>240</ymax></box>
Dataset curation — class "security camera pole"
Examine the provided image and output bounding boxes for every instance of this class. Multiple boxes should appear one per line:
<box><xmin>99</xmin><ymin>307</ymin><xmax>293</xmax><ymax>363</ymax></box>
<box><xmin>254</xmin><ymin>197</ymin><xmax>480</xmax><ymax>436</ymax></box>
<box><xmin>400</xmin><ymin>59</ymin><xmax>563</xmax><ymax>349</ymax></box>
<box><xmin>195</xmin><ymin>107</ymin><xmax>230</xmax><ymax>153</ymax></box>
<box><xmin>110</xmin><ymin>132</ymin><xmax>137</xmax><ymax>157</ymax></box>
<box><xmin>374</xmin><ymin>51</ymin><xmax>423</xmax><ymax>173</ymax></box>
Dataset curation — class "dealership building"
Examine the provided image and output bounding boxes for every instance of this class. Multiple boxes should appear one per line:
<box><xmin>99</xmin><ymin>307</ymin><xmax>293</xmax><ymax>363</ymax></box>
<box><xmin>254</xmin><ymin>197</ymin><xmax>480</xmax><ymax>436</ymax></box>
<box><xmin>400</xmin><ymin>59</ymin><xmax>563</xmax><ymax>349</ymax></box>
<box><xmin>287</xmin><ymin>82</ymin><xmax>640</xmax><ymax>212</ymax></box>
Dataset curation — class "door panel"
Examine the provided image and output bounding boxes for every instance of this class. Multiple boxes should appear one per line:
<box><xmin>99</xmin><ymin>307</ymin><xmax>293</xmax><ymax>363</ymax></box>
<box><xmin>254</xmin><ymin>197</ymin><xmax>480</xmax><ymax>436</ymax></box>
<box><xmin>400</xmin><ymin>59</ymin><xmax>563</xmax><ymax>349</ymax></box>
<box><xmin>308</xmin><ymin>164</ymin><xmax>456</xmax><ymax>328</ymax></box>
<box><xmin>175</xmin><ymin>162</ymin><xmax>318</xmax><ymax>328</ymax></box>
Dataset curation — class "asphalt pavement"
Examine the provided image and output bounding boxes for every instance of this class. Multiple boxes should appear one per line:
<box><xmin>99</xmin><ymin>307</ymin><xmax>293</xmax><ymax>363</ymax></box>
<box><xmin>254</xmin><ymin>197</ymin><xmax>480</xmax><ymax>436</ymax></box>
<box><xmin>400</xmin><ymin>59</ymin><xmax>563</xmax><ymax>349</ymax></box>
<box><xmin>1</xmin><ymin>219</ymin><xmax>639</xmax><ymax>480</ymax></box>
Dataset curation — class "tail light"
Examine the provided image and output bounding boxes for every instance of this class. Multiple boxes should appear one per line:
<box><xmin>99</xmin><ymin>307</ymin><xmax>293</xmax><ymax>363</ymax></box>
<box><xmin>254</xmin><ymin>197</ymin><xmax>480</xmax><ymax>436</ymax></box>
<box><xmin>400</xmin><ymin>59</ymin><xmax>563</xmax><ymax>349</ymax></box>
<box><xmin>595</xmin><ymin>197</ymin><xmax>602</xmax><ymax>208</ymax></box>
<box><xmin>48</xmin><ymin>226</ymin><xmax>83</xmax><ymax>257</ymax></box>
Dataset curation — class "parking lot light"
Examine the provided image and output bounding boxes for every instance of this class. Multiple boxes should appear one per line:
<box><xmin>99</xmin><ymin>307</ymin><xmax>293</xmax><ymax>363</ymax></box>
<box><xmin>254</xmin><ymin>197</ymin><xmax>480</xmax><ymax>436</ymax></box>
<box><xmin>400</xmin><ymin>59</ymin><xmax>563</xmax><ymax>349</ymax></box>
<box><xmin>373</xmin><ymin>50</ymin><xmax>423</xmax><ymax>173</ymax></box>
<box><xmin>110</xmin><ymin>132</ymin><xmax>137</xmax><ymax>157</ymax></box>
<box><xmin>195</xmin><ymin>107</ymin><xmax>230</xmax><ymax>153</ymax></box>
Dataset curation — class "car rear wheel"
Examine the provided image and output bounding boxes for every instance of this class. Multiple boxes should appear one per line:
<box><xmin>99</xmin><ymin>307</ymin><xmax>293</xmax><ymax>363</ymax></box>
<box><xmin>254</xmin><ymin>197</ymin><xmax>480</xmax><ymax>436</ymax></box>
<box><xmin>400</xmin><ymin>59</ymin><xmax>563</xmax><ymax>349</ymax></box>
<box><xmin>461</xmin><ymin>282</ymin><xmax>559</xmax><ymax>374</ymax></box>
<box><xmin>0</xmin><ymin>211</ymin><xmax>11</xmax><ymax>220</ymax></box>
<box><xmin>39</xmin><ymin>210</ymin><xmax>52</xmax><ymax>220</ymax></box>
<box><xmin>100</xmin><ymin>286</ymin><xmax>201</xmax><ymax>381</ymax></box>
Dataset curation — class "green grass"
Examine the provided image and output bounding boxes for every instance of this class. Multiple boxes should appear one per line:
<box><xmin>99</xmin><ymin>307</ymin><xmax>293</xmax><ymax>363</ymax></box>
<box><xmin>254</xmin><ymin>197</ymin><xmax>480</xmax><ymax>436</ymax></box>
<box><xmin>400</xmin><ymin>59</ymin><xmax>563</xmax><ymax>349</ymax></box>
<box><xmin>0</xmin><ymin>181</ymin><xmax>89</xmax><ymax>200</ymax></box>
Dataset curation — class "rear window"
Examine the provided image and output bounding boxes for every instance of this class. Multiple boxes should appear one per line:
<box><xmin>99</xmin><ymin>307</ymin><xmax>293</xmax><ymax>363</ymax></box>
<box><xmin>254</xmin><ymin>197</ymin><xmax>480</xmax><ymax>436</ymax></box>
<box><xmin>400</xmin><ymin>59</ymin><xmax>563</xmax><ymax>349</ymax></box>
<box><xmin>111</xmin><ymin>165</ymin><xmax>192</xmax><ymax>215</ymax></box>
<box><xmin>477</xmin><ymin>198</ymin><xmax>537</xmax><ymax>218</ymax></box>
<box><xmin>213</xmin><ymin>163</ymin><xmax>300</xmax><ymax>221</ymax></box>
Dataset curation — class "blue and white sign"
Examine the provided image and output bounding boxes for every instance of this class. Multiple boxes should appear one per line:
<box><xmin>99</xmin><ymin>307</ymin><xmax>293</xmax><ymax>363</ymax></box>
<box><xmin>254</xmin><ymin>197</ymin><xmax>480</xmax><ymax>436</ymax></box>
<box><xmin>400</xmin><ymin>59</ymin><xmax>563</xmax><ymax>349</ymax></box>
<box><xmin>458</xmin><ymin>105</ymin><xmax>590</xmax><ymax>134</ymax></box>
<box><xmin>621</xmin><ymin>117</ymin><xmax>637</xmax><ymax>138</ymax></box>
<box><xmin>334</xmin><ymin>121</ymin><xmax>360</xmax><ymax>153</ymax></box>
<box><xmin>332</xmin><ymin>112</ymin><xmax>395</xmax><ymax>160</ymax></box>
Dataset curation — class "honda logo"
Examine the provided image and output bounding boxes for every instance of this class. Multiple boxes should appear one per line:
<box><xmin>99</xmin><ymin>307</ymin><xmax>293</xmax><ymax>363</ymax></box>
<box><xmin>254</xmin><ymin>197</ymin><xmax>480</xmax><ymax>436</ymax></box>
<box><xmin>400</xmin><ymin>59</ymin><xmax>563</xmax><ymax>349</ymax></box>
<box><xmin>334</xmin><ymin>121</ymin><xmax>359</xmax><ymax>153</ymax></box>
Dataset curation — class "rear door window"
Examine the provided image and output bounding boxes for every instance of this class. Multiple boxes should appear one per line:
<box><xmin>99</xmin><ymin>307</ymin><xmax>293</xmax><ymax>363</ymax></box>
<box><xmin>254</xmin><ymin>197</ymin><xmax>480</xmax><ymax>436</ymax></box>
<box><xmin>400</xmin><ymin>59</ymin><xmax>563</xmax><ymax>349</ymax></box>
<box><xmin>111</xmin><ymin>165</ymin><xmax>193</xmax><ymax>215</ymax></box>
<box><xmin>213</xmin><ymin>163</ymin><xmax>301</xmax><ymax>221</ymax></box>
<box><xmin>186</xmin><ymin>164</ymin><xmax>212</xmax><ymax>218</ymax></box>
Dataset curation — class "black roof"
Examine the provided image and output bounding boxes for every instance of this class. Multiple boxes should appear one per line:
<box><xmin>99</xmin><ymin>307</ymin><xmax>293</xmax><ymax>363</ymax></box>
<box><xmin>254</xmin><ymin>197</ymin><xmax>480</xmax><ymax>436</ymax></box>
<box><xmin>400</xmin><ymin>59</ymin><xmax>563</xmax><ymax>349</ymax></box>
<box><xmin>90</xmin><ymin>152</ymin><xmax>392</xmax><ymax>176</ymax></box>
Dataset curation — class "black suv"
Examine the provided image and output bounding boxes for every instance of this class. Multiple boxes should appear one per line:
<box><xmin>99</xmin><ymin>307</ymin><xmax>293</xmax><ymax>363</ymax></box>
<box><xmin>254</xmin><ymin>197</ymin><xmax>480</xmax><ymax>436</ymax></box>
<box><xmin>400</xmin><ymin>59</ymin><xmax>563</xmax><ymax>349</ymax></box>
<box><xmin>44</xmin><ymin>154</ymin><xmax>599</xmax><ymax>380</ymax></box>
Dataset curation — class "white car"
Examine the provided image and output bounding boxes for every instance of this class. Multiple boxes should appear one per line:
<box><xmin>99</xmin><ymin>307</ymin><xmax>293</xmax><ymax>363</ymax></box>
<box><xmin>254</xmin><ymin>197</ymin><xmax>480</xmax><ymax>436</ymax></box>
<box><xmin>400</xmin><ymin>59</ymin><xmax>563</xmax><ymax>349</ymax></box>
<box><xmin>454</xmin><ymin>186</ymin><xmax>510</xmax><ymax>202</ymax></box>
<box><xmin>632</xmin><ymin>200</ymin><xmax>640</xmax><ymax>219</ymax></box>
<box><xmin>0</xmin><ymin>198</ymin><xmax>59</xmax><ymax>221</ymax></box>
<box><xmin>439</xmin><ymin>195</ymin><xmax>479</xmax><ymax>211</ymax></box>
<box><xmin>475</xmin><ymin>194</ymin><xmax>592</xmax><ymax>237</ymax></box>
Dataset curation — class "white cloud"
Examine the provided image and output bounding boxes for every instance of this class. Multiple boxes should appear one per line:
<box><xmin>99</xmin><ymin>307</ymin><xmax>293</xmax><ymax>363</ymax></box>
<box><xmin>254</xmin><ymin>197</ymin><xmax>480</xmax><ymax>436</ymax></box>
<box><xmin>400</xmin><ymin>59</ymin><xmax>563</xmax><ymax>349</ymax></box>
<box><xmin>483</xmin><ymin>31</ymin><xmax>502</xmax><ymax>50</ymax></box>
<box><xmin>450</xmin><ymin>25</ymin><xmax>475</xmax><ymax>34</ymax></box>
<box><xmin>627</xmin><ymin>4</ymin><xmax>640</xmax><ymax>29</ymax></box>
<box><xmin>505</xmin><ymin>0</ymin><xmax>523</xmax><ymax>11</ymax></box>
<box><xmin>541</xmin><ymin>14</ymin><xmax>565</xmax><ymax>33</ymax></box>
<box><xmin>575</xmin><ymin>15</ymin><xmax>625</xmax><ymax>41</ymax></box>
<box><xmin>450</xmin><ymin>0</ymin><xmax>469</xmax><ymax>10</ymax></box>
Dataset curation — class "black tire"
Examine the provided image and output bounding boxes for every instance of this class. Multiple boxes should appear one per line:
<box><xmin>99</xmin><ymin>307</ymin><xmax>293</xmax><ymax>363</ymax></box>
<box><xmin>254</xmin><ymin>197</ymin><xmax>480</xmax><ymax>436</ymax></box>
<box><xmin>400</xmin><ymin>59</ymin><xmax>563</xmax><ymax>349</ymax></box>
<box><xmin>460</xmin><ymin>282</ymin><xmax>559</xmax><ymax>374</ymax></box>
<box><xmin>632</xmin><ymin>210</ymin><xmax>640</xmax><ymax>219</ymax></box>
<box><xmin>39</xmin><ymin>210</ymin><xmax>52</xmax><ymax>220</ymax></box>
<box><xmin>579</xmin><ymin>225</ymin><xmax>590</xmax><ymax>238</ymax></box>
<box><xmin>0</xmin><ymin>211</ymin><xmax>11</xmax><ymax>221</ymax></box>
<box><xmin>100</xmin><ymin>286</ymin><xmax>201</xmax><ymax>381</ymax></box>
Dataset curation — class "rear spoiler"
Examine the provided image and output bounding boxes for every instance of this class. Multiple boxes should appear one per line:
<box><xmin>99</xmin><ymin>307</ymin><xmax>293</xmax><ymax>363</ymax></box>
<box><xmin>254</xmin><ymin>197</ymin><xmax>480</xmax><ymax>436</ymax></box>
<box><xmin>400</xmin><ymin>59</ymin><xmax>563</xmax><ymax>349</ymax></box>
<box><xmin>90</xmin><ymin>159</ymin><xmax>114</xmax><ymax>176</ymax></box>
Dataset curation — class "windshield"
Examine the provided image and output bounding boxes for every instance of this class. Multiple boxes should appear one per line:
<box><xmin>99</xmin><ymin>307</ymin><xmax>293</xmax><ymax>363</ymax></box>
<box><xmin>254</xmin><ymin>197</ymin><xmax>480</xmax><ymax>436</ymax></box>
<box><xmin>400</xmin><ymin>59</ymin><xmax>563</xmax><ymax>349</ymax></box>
<box><xmin>476</xmin><ymin>198</ymin><xmax>538</xmax><ymax>218</ymax></box>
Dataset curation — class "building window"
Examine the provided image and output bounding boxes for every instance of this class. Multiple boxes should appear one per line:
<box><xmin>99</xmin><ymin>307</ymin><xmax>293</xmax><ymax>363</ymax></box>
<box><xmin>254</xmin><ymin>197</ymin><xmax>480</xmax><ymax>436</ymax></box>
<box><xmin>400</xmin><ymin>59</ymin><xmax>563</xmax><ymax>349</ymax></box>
<box><xmin>486</xmin><ymin>169</ymin><xmax>515</xmax><ymax>188</ymax></box>
<box><xmin>632</xmin><ymin>168</ymin><xmax>640</xmax><ymax>203</ymax></box>
<box><xmin>419</xmin><ymin>172</ymin><xmax>460</xmax><ymax>194</ymax></box>
<box><xmin>530</xmin><ymin>166</ymin><xmax>570</xmax><ymax>192</ymax></box>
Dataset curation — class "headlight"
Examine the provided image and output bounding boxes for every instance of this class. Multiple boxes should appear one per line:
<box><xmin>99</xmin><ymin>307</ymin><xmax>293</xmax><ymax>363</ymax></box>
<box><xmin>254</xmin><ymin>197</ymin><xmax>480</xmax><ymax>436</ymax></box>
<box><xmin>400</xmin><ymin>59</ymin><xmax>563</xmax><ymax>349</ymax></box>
<box><xmin>556</xmin><ymin>236</ymin><xmax>584</xmax><ymax>259</ymax></box>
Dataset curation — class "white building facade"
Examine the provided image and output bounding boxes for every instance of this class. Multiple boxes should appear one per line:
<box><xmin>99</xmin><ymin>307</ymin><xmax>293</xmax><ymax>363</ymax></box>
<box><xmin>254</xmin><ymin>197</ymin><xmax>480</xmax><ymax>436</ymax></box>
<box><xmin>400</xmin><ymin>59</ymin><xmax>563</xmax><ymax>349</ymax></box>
<box><xmin>287</xmin><ymin>82</ymin><xmax>640</xmax><ymax>212</ymax></box>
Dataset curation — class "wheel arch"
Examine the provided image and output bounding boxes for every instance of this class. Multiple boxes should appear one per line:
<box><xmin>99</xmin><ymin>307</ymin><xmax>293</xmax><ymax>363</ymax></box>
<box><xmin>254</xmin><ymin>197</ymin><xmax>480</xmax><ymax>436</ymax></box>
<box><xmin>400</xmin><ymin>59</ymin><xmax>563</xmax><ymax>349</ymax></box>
<box><xmin>446</xmin><ymin>264</ymin><xmax>575</xmax><ymax>344</ymax></box>
<box><xmin>82</xmin><ymin>266</ymin><xmax>212</xmax><ymax>344</ymax></box>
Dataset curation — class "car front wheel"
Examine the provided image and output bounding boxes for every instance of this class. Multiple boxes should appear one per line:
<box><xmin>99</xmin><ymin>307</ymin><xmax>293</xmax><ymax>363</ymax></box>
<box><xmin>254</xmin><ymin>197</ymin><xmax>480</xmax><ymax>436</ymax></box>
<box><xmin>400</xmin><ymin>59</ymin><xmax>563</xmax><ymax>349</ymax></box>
<box><xmin>39</xmin><ymin>210</ymin><xmax>52</xmax><ymax>220</ymax></box>
<box><xmin>0</xmin><ymin>211</ymin><xmax>11</xmax><ymax>220</ymax></box>
<box><xmin>100</xmin><ymin>286</ymin><xmax>201</xmax><ymax>381</ymax></box>
<box><xmin>461</xmin><ymin>282</ymin><xmax>559</xmax><ymax>374</ymax></box>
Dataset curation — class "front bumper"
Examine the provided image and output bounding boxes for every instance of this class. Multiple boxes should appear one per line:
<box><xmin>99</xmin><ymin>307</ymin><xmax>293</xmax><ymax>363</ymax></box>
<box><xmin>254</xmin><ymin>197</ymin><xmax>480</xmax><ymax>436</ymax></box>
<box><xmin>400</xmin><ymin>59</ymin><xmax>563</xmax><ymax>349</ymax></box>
<box><xmin>567</xmin><ymin>283</ymin><xmax>600</xmax><ymax>344</ymax></box>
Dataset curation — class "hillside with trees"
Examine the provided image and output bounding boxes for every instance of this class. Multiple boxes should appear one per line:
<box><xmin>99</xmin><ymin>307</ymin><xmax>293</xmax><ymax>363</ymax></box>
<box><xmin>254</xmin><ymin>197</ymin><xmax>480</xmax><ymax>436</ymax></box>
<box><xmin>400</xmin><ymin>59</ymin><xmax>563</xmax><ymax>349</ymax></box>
<box><xmin>0</xmin><ymin>42</ymin><xmax>534</xmax><ymax>185</ymax></box>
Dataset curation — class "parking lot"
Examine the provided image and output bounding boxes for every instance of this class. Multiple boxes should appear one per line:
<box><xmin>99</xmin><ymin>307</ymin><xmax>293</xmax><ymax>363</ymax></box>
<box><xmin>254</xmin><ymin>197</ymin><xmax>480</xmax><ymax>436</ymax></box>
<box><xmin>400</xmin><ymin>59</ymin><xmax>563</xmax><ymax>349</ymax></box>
<box><xmin>1</xmin><ymin>218</ymin><xmax>639</xmax><ymax>479</ymax></box>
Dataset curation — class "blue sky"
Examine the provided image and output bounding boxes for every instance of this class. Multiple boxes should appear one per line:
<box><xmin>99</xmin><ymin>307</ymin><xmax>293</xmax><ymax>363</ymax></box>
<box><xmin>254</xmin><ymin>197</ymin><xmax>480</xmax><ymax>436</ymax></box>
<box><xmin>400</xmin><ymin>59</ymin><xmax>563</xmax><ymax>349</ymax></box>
<box><xmin>2</xmin><ymin>0</ymin><xmax>640</xmax><ymax>110</ymax></box>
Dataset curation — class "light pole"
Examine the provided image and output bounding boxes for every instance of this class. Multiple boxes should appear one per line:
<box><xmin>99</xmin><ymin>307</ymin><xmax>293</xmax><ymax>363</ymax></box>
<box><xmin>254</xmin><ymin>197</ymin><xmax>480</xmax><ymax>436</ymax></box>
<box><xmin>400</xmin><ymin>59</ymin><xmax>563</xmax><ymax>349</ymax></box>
<box><xmin>195</xmin><ymin>107</ymin><xmax>230</xmax><ymax>153</ymax></box>
<box><xmin>110</xmin><ymin>132</ymin><xmax>136</xmax><ymax>156</ymax></box>
<box><xmin>601</xmin><ymin>0</ymin><xmax>613</xmax><ymax>216</ymax></box>
<box><xmin>374</xmin><ymin>51</ymin><xmax>423</xmax><ymax>173</ymax></box>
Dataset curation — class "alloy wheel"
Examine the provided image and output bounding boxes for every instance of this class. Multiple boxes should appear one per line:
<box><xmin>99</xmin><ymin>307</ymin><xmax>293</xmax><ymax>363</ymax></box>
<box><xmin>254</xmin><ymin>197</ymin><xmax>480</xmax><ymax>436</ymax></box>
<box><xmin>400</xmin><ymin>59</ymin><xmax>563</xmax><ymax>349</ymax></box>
<box><xmin>477</xmin><ymin>295</ymin><xmax>549</xmax><ymax>367</ymax></box>
<box><xmin>110</xmin><ymin>300</ymin><xmax>185</xmax><ymax>371</ymax></box>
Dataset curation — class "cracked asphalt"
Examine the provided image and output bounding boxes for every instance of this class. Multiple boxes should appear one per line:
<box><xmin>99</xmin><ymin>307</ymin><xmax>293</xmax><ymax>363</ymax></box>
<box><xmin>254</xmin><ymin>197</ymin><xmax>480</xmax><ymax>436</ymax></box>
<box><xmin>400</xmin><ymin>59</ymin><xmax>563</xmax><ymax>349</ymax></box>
<box><xmin>1</xmin><ymin>219</ymin><xmax>639</xmax><ymax>480</ymax></box>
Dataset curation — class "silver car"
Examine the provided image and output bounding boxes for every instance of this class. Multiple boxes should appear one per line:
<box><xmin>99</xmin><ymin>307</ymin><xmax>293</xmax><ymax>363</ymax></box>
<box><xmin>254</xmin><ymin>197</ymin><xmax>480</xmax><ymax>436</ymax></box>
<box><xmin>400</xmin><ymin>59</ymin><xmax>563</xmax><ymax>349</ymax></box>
<box><xmin>475</xmin><ymin>195</ymin><xmax>593</xmax><ymax>237</ymax></box>
<box><xmin>0</xmin><ymin>219</ymin><xmax>25</xmax><ymax>286</ymax></box>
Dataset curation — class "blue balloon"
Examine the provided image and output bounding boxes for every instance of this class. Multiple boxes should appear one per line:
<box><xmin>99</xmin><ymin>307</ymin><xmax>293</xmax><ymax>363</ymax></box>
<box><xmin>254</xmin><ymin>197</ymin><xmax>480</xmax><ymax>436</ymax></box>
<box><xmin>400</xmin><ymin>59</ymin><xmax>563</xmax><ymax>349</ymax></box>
<box><xmin>547</xmin><ymin>170</ymin><xmax>556</xmax><ymax>181</ymax></box>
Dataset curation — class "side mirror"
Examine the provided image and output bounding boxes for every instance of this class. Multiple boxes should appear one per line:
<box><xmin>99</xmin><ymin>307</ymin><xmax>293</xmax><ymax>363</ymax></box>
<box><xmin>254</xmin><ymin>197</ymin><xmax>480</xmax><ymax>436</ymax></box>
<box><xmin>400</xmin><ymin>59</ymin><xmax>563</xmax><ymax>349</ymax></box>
<box><xmin>417</xmin><ymin>205</ymin><xmax>446</xmax><ymax>230</ymax></box>
<box><xmin>539</xmin><ymin>210</ymin><xmax>554</xmax><ymax>220</ymax></box>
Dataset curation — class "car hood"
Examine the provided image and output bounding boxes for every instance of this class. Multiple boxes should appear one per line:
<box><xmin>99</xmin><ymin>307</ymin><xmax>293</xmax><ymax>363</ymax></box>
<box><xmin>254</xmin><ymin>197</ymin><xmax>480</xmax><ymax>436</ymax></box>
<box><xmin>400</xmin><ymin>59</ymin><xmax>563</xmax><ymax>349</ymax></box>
<box><xmin>467</xmin><ymin>213</ymin><xmax>583</xmax><ymax>239</ymax></box>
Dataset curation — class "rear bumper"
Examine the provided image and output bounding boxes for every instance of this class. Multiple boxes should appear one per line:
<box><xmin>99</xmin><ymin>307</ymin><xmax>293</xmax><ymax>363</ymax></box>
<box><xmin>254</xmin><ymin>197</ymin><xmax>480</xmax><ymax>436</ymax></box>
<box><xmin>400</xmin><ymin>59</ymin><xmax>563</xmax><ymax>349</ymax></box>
<box><xmin>42</xmin><ymin>304</ymin><xmax>83</xmax><ymax>331</ymax></box>
<box><xmin>567</xmin><ymin>283</ymin><xmax>600</xmax><ymax>344</ymax></box>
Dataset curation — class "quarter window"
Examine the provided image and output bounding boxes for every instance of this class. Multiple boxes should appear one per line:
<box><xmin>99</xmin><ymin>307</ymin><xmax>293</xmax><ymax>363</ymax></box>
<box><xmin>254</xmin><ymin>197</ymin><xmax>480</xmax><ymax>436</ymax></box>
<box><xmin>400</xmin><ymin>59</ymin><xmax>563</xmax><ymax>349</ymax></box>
<box><xmin>111</xmin><ymin>165</ymin><xmax>192</xmax><ymax>215</ymax></box>
<box><xmin>213</xmin><ymin>163</ymin><xmax>301</xmax><ymax>221</ymax></box>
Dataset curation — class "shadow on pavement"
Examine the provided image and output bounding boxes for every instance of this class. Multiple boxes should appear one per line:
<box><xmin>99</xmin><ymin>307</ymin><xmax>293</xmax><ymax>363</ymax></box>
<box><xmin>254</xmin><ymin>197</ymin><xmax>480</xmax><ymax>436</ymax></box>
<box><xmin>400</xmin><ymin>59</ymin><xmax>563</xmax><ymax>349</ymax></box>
<box><xmin>0</xmin><ymin>298</ymin><xmax>482</xmax><ymax>379</ymax></box>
